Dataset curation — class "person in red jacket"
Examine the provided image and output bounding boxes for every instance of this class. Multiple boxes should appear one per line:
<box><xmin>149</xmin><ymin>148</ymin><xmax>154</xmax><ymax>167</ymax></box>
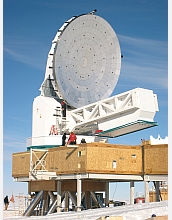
<box><xmin>67</xmin><ymin>132</ymin><xmax>77</xmax><ymax>145</ymax></box>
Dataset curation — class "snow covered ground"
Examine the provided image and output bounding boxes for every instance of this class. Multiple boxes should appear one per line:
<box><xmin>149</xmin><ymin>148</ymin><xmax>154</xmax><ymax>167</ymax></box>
<box><xmin>3</xmin><ymin>200</ymin><xmax>168</xmax><ymax>220</ymax></box>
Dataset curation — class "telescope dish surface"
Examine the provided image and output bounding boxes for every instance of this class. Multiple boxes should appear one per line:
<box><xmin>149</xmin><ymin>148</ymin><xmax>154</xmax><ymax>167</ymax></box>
<box><xmin>53</xmin><ymin>14</ymin><xmax>121</xmax><ymax>108</ymax></box>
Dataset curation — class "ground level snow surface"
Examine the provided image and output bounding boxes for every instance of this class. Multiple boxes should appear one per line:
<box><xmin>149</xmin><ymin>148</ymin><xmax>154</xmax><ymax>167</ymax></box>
<box><xmin>3</xmin><ymin>200</ymin><xmax>168</xmax><ymax>220</ymax></box>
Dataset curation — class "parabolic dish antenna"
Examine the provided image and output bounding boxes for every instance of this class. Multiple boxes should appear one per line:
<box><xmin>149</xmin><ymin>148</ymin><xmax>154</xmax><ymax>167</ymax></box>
<box><xmin>53</xmin><ymin>11</ymin><xmax>121</xmax><ymax>108</ymax></box>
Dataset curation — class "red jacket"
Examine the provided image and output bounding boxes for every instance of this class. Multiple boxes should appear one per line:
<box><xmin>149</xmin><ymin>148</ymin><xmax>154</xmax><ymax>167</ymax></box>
<box><xmin>69</xmin><ymin>133</ymin><xmax>76</xmax><ymax>142</ymax></box>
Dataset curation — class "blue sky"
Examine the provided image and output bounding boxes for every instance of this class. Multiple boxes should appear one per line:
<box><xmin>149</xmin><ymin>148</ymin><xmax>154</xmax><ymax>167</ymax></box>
<box><xmin>2</xmin><ymin>0</ymin><xmax>168</xmax><ymax>202</ymax></box>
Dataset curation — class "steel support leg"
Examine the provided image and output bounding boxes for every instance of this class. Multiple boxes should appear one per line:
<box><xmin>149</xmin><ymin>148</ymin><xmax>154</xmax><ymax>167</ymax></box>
<box><xmin>130</xmin><ymin>181</ymin><xmax>134</xmax><ymax>204</ymax></box>
<box><xmin>105</xmin><ymin>181</ymin><xmax>109</xmax><ymax>207</ymax></box>
<box><xmin>77</xmin><ymin>178</ymin><xmax>82</xmax><ymax>211</ymax></box>
<box><xmin>57</xmin><ymin>180</ymin><xmax>61</xmax><ymax>212</ymax></box>
<box><xmin>144</xmin><ymin>181</ymin><xmax>149</xmax><ymax>203</ymax></box>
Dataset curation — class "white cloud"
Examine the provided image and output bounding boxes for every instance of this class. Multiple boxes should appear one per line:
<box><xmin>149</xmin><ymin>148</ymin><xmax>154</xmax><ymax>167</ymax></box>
<box><xmin>3</xmin><ymin>35</ymin><xmax>47</xmax><ymax>71</ymax></box>
<box><xmin>118</xmin><ymin>35</ymin><xmax>168</xmax><ymax>90</ymax></box>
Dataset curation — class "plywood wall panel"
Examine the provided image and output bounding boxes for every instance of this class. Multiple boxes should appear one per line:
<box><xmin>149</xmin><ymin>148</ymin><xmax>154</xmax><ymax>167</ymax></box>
<box><xmin>28</xmin><ymin>180</ymin><xmax>57</xmax><ymax>192</ymax></box>
<box><xmin>12</xmin><ymin>152</ymin><xmax>30</xmax><ymax>177</ymax></box>
<box><xmin>144</xmin><ymin>144</ymin><xmax>168</xmax><ymax>174</ymax></box>
<box><xmin>12</xmin><ymin>143</ymin><xmax>168</xmax><ymax>177</ymax></box>
<box><xmin>86</xmin><ymin>144</ymin><xmax>142</xmax><ymax>174</ymax></box>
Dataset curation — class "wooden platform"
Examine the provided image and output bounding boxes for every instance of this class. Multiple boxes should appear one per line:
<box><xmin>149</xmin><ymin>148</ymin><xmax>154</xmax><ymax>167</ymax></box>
<box><xmin>12</xmin><ymin>142</ymin><xmax>168</xmax><ymax>178</ymax></box>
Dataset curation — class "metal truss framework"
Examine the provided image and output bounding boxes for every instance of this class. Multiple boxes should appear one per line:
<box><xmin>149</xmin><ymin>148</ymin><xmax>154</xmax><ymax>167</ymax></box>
<box><xmin>29</xmin><ymin>149</ymin><xmax>56</xmax><ymax>180</ymax></box>
<box><xmin>65</xmin><ymin>87</ymin><xmax>158</xmax><ymax>136</ymax></box>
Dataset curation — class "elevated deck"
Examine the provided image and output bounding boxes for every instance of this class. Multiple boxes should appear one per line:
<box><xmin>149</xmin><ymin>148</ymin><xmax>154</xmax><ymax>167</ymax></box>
<box><xmin>12</xmin><ymin>141</ymin><xmax>168</xmax><ymax>182</ymax></box>
<box><xmin>12</xmin><ymin>140</ymin><xmax>168</xmax><ymax>215</ymax></box>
